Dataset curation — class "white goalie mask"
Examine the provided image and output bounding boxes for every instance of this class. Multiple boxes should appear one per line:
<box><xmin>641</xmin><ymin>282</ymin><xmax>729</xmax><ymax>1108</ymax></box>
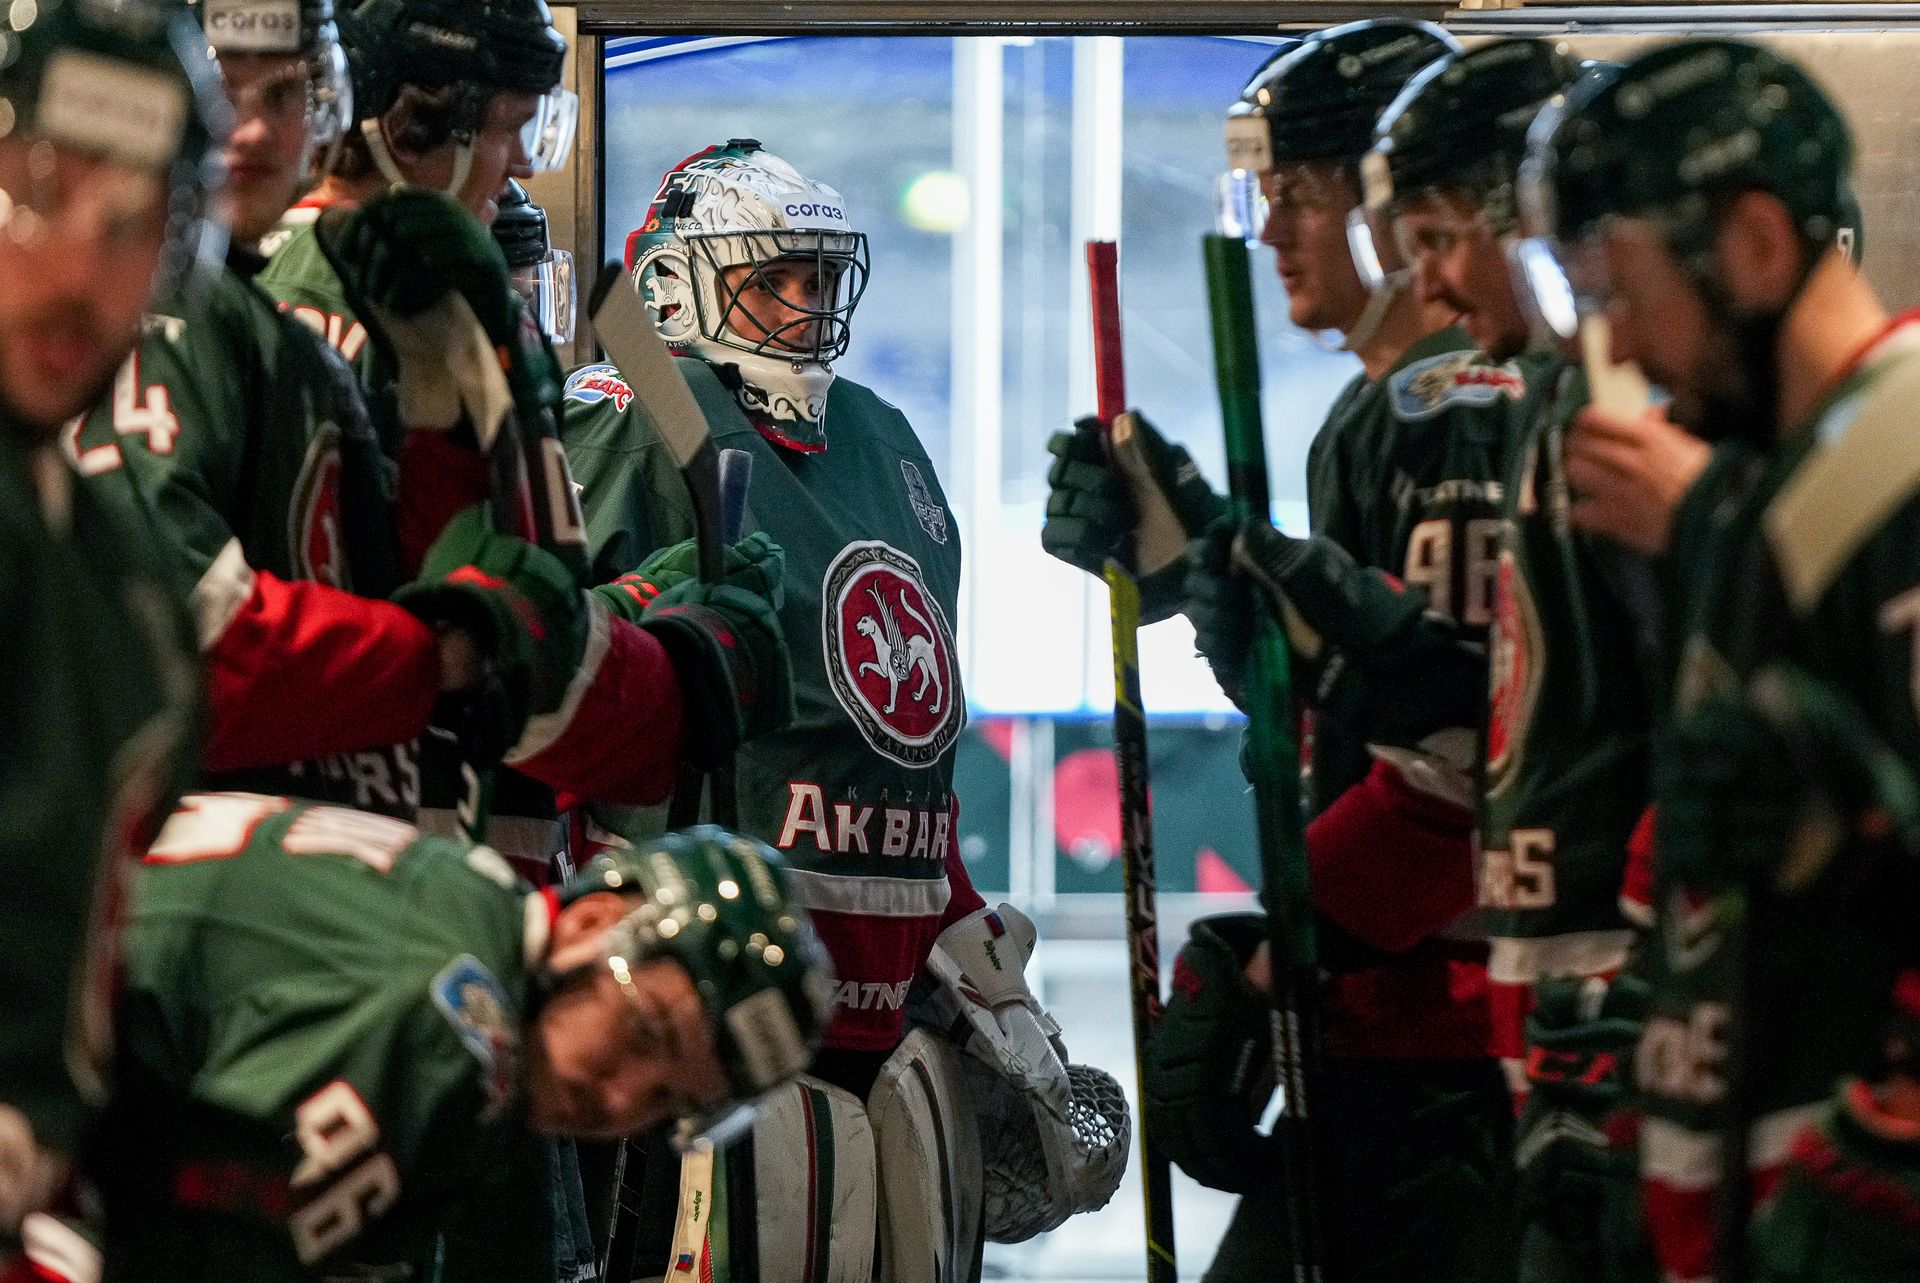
<box><xmin>624</xmin><ymin>139</ymin><xmax>870</xmax><ymax>451</ymax></box>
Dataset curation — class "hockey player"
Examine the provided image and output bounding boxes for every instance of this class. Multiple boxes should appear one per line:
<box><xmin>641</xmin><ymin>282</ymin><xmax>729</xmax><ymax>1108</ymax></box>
<box><xmin>1525</xmin><ymin>39</ymin><xmax>1920</xmax><ymax>1283</ymax></box>
<box><xmin>100</xmin><ymin>797</ymin><xmax>830</xmax><ymax>1282</ymax></box>
<box><xmin>494</xmin><ymin>179</ymin><xmax>575</xmax><ymax>345</ymax></box>
<box><xmin>564</xmin><ymin>141</ymin><xmax>1124</xmax><ymax>1281</ymax></box>
<box><xmin>1364</xmin><ymin>40</ymin><xmax>1675</xmax><ymax>1281</ymax></box>
<box><xmin>0</xmin><ymin>0</ymin><xmax>221</xmax><ymax>1266</ymax></box>
<box><xmin>70</xmin><ymin>0</ymin><xmax>786</xmax><ymax>841</ymax></box>
<box><xmin>1045</xmin><ymin>21</ymin><xmax>1516</xmax><ymax>1283</ymax></box>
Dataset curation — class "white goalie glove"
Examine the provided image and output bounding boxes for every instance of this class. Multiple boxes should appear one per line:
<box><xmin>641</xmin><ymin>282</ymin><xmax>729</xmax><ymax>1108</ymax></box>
<box><xmin>919</xmin><ymin>903</ymin><xmax>1130</xmax><ymax>1243</ymax></box>
<box><xmin>925</xmin><ymin>904</ymin><xmax>1071</xmax><ymax>1112</ymax></box>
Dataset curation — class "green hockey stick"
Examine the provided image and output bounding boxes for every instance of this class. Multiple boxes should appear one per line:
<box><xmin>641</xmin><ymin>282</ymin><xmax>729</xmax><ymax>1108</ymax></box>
<box><xmin>1203</xmin><ymin>232</ymin><xmax>1330</xmax><ymax>1283</ymax></box>
<box><xmin>1085</xmin><ymin>239</ymin><xmax>1177</xmax><ymax>1283</ymax></box>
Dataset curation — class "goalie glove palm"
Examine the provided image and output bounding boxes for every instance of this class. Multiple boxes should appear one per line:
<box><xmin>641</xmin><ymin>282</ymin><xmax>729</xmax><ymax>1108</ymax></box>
<box><xmin>927</xmin><ymin>904</ymin><xmax>1071</xmax><ymax>1113</ymax></box>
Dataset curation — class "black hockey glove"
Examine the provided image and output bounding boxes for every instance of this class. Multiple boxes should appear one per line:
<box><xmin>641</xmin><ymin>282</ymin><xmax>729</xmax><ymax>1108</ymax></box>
<box><xmin>1514</xmin><ymin>973</ymin><xmax>1652</xmax><ymax>1283</ymax></box>
<box><xmin>1187</xmin><ymin>515</ymin><xmax>1486</xmax><ymax>743</ymax></box>
<box><xmin>317</xmin><ymin>189</ymin><xmax>562</xmax><ymax>451</ymax></box>
<box><xmin>1656</xmin><ymin>665</ymin><xmax>1920</xmax><ymax>896</ymax></box>
<box><xmin>1041</xmin><ymin>411</ymin><xmax>1224</xmax><ymax>623</ymax></box>
<box><xmin>1144</xmin><ymin>913</ymin><xmax>1278</xmax><ymax>1194</ymax></box>
<box><xmin>636</xmin><ymin>533</ymin><xmax>794</xmax><ymax>769</ymax></box>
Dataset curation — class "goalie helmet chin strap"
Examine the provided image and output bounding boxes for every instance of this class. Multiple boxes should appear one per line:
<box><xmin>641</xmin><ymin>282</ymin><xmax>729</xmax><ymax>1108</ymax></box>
<box><xmin>362</xmin><ymin>117</ymin><xmax>475</xmax><ymax>201</ymax></box>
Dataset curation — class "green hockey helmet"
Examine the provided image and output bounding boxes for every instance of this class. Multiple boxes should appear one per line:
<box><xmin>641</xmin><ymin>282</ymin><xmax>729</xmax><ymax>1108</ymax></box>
<box><xmin>0</xmin><ymin>0</ymin><xmax>231</xmax><ymax>303</ymax></box>
<box><xmin>493</xmin><ymin>179</ymin><xmax>574</xmax><ymax>341</ymax></box>
<box><xmin>622</xmin><ymin>139</ymin><xmax>870</xmax><ymax>451</ymax></box>
<box><xmin>195</xmin><ymin>0</ymin><xmax>354</xmax><ymax>152</ymax></box>
<box><xmin>339</xmin><ymin>0</ymin><xmax>575</xmax><ymax>188</ymax></box>
<box><xmin>558</xmin><ymin>826</ymin><xmax>834</xmax><ymax>1147</ymax></box>
<box><xmin>1516</xmin><ymin>39</ymin><xmax>1855</xmax><ymax>338</ymax></box>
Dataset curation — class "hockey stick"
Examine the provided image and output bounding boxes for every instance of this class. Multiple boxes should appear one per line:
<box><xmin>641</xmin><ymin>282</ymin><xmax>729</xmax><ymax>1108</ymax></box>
<box><xmin>1203</xmin><ymin>232</ymin><xmax>1331</xmax><ymax>1283</ymax></box>
<box><xmin>588</xmin><ymin>264</ymin><xmax>739</xmax><ymax>833</ymax></box>
<box><xmin>1084</xmin><ymin>239</ymin><xmax>1178</xmax><ymax>1283</ymax></box>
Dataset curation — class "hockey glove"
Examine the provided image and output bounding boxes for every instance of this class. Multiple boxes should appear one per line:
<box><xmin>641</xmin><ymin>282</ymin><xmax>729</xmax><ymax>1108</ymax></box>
<box><xmin>1656</xmin><ymin>665</ymin><xmax>1920</xmax><ymax>896</ymax></box>
<box><xmin>1188</xmin><ymin>516</ymin><xmax>1485</xmax><ymax>743</ymax></box>
<box><xmin>317</xmin><ymin>189</ymin><xmax>562</xmax><ymax>451</ymax></box>
<box><xmin>394</xmin><ymin>505</ymin><xmax>589</xmax><ymax>765</ymax></box>
<box><xmin>594</xmin><ymin>533</ymin><xmax>776</xmax><ymax>626</ymax></box>
<box><xmin>1514</xmin><ymin>974</ymin><xmax>1651</xmax><ymax>1280</ymax></box>
<box><xmin>1041</xmin><ymin>411</ymin><xmax>1224</xmax><ymax>623</ymax></box>
<box><xmin>1145</xmin><ymin>913</ymin><xmax>1278</xmax><ymax>1194</ymax></box>
<box><xmin>1754</xmin><ymin>1078</ymin><xmax>1920</xmax><ymax>1283</ymax></box>
<box><xmin>637</xmin><ymin>534</ymin><xmax>793</xmax><ymax>770</ymax></box>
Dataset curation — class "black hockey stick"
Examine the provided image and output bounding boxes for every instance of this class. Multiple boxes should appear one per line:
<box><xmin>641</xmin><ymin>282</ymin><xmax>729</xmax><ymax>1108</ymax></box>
<box><xmin>1085</xmin><ymin>239</ymin><xmax>1178</xmax><ymax>1283</ymax></box>
<box><xmin>1203</xmin><ymin>232</ymin><xmax>1332</xmax><ymax>1283</ymax></box>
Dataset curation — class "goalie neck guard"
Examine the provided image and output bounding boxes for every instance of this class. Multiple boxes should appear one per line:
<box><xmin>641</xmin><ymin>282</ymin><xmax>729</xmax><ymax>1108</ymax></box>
<box><xmin>624</xmin><ymin>139</ymin><xmax>871</xmax><ymax>452</ymax></box>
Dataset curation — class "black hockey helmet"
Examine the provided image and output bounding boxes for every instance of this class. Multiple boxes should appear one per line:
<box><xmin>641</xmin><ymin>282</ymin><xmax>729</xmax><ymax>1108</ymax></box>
<box><xmin>194</xmin><ymin>0</ymin><xmax>354</xmax><ymax>150</ymax></box>
<box><xmin>1225</xmin><ymin>20</ymin><xmax>1459</xmax><ymax>172</ymax></box>
<box><xmin>1520</xmin><ymin>38</ymin><xmax>1854</xmax><ymax>268</ymax></box>
<box><xmin>492</xmin><ymin>179</ymin><xmax>575</xmax><ymax>340</ymax></box>
<box><xmin>339</xmin><ymin>0</ymin><xmax>575</xmax><ymax>174</ymax></box>
<box><xmin>493</xmin><ymin>178</ymin><xmax>549</xmax><ymax>270</ymax></box>
<box><xmin>1368</xmin><ymin>37</ymin><xmax>1584</xmax><ymax>226</ymax></box>
<box><xmin>0</xmin><ymin>0</ymin><xmax>230</xmax><ymax>301</ymax></box>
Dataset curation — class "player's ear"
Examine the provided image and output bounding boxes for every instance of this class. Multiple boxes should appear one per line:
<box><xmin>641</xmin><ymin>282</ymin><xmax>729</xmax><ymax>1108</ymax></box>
<box><xmin>547</xmin><ymin>891</ymin><xmax>635</xmax><ymax>974</ymax></box>
<box><xmin>1715</xmin><ymin>189</ymin><xmax>1804</xmax><ymax>312</ymax></box>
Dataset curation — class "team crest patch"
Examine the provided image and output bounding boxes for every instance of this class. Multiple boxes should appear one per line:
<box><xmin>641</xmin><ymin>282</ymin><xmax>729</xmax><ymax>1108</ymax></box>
<box><xmin>430</xmin><ymin>955</ymin><xmax>518</xmax><ymax>1122</ymax></box>
<box><xmin>1485</xmin><ymin>543</ymin><xmax>1543</xmax><ymax>793</ymax></box>
<box><xmin>900</xmin><ymin>460</ymin><xmax>948</xmax><ymax>544</ymax></box>
<box><xmin>1389</xmin><ymin>351</ymin><xmax>1526</xmax><ymax>422</ymax></box>
<box><xmin>290</xmin><ymin>424</ymin><xmax>348</xmax><ymax>590</ymax></box>
<box><xmin>822</xmin><ymin>541</ymin><xmax>962</xmax><ymax>768</ymax></box>
<box><xmin>564</xmin><ymin>363</ymin><xmax>634</xmax><ymax>412</ymax></box>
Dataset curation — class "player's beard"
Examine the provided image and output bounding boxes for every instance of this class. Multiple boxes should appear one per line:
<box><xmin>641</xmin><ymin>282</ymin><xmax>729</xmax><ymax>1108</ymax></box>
<box><xmin>0</xmin><ymin>306</ymin><xmax>129</xmax><ymax>443</ymax></box>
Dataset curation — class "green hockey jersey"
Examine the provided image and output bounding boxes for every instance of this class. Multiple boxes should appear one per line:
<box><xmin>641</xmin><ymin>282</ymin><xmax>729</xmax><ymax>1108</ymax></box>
<box><xmin>1637</xmin><ymin>319</ymin><xmax>1920</xmax><ymax>1282</ymax></box>
<box><xmin>563</xmin><ymin>357</ymin><xmax>967</xmax><ymax>1053</ymax></box>
<box><xmin>1305</xmin><ymin>326</ymin><xmax>1521</xmax><ymax>813</ymax></box>
<box><xmin>110</xmin><ymin>792</ymin><xmax>548</xmax><ymax>1280</ymax></box>
<box><xmin>66</xmin><ymin>249</ymin><xmax>427</xmax><ymax>818</ymax></box>
<box><xmin>1480</xmin><ymin>357</ymin><xmax>1661</xmax><ymax>1056</ymax></box>
<box><xmin>0</xmin><ymin>431</ymin><xmax>196</xmax><ymax>1213</ymax></box>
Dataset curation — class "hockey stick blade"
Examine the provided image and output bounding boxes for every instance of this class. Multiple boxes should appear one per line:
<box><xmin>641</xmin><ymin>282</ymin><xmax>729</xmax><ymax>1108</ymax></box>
<box><xmin>590</xmin><ymin>262</ymin><xmax>724</xmax><ymax>582</ymax></box>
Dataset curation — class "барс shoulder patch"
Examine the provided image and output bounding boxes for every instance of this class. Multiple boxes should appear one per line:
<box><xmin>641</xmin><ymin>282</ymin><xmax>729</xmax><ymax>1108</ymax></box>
<box><xmin>1389</xmin><ymin>350</ymin><xmax>1526</xmax><ymax>422</ymax></box>
<box><xmin>564</xmin><ymin>363</ymin><xmax>634</xmax><ymax>412</ymax></box>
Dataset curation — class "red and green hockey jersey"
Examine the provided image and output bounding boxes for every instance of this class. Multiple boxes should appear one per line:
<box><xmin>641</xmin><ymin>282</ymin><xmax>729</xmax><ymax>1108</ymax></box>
<box><xmin>110</xmin><ymin>792</ymin><xmax>550</xmax><ymax>1281</ymax></box>
<box><xmin>0</xmin><ymin>431</ymin><xmax>196</xmax><ymax>1214</ymax></box>
<box><xmin>562</xmin><ymin>357</ymin><xmax>984</xmax><ymax>1053</ymax></box>
<box><xmin>1638</xmin><ymin>316</ymin><xmax>1920</xmax><ymax>1283</ymax></box>
<box><xmin>1299</xmin><ymin>326</ymin><xmax>1521</xmax><ymax>1060</ymax></box>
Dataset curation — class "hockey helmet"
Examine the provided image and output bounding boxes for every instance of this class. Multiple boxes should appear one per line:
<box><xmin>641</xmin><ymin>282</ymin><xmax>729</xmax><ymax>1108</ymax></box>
<box><xmin>1352</xmin><ymin>38</ymin><xmax>1584</xmax><ymax>291</ymax></box>
<box><xmin>1516</xmin><ymin>39</ymin><xmax>1857</xmax><ymax>340</ymax></box>
<box><xmin>493</xmin><ymin>179</ymin><xmax>575</xmax><ymax>342</ymax></box>
<box><xmin>623</xmin><ymin>139</ymin><xmax>870</xmax><ymax>451</ymax></box>
<box><xmin>1221</xmin><ymin>22</ymin><xmax>1457</xmax><ymax>349</ymax></box>
<box><xmin>195</xmin><ymin>0</ymin><xmax>354</xmax><ymax>151</ymax></box>
<box><xmin>557</xmin><ymin>825</ymin><xmax>835</xmax><ymax>1148</ymax></box>
<box><xmin>0</xmin><ymin>0</ymin><xmax>231</xmax><ymax>305</ymax></box>
<box><xmin>338</xmin><ymin>0</ymin><xmax>575</xmax><ymax>189</ymax></box>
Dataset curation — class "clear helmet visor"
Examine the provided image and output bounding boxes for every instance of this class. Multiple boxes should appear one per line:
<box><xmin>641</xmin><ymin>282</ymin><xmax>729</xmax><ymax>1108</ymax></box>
<box><xmin>1214</xmin><ymin>168</ymin><xmax>1267</xmax><ymax>243</ymax></box>
<box><xmin>510</xmin><ymin>247</ymin><xmax>575</xmax><ymax>343</ymax></box>
<box><xmin>307</xmin><ymin>39</ymin><xmax>354</xmax><ymax>151</ymax></box>
<box><xmin>1509</xmin><ymin>235</ymin><xmax>1584</xmax><ymax>344</ymax></box>
<box><xmin>521</xmin><ymin>86</ymin><xmax>579</xmax><ymax>174</ymax></box>
<box><xmin>1346</xmin><ymin>203</ymin><xmax>1409</xmax><ymax>294</ymax></box>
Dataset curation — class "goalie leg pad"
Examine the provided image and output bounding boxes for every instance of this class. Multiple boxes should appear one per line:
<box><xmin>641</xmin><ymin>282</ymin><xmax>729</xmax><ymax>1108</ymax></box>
<box><xmin>869</xmin><ymin>1028</ymin><xmax>984</xmax><ymax>1283</ymax></box>
<box><xmin>730</xmin><ymin>1077</ymin><xmax>875</xmax><ymax>1283</ymax></box>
